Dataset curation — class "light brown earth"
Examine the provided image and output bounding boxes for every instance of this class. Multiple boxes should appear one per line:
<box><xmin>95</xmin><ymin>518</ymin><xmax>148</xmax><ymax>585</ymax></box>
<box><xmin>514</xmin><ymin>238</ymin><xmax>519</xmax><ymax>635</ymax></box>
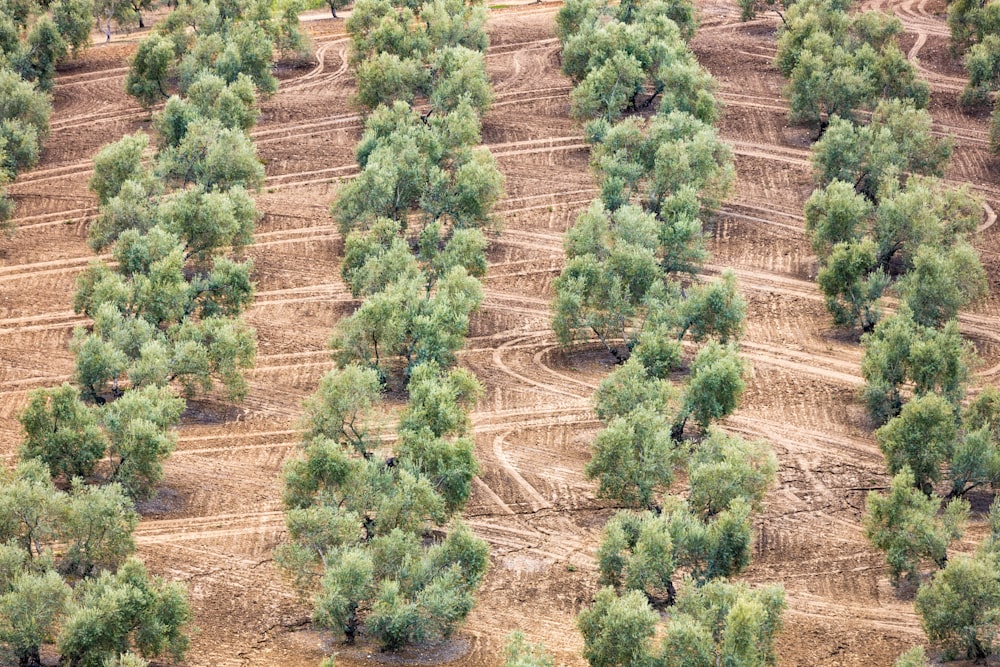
<box><xmin>2</xmin><ymin>0</ymin><xmax>999</xmax><ymax>664</ymax></box>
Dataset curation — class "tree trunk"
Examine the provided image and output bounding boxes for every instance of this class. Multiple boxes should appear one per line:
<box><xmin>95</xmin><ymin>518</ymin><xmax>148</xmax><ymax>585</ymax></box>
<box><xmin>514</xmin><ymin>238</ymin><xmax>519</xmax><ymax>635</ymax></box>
<box><xmin>18</xmin><ymin>645</ymin><xmax>41</xmax><ymax>667</ymax></box>
<box><xmin>970</xmin><ymin>638</ymin><xmax>988</xmax><ymax>662</ymax></box>
<box><xmin>344</xmin><ymin>609</ymin><xmax>359</xmax><ymax>644</ymax></box>
<box><xmin>665</xmin><ymin>579</ymin><xmax>676</xmax><ymax>606</ymax></box>
<box><xmin>671</xmin><ymin>414</ymin><xmax>687</xmax><ymax>441</ymax></box>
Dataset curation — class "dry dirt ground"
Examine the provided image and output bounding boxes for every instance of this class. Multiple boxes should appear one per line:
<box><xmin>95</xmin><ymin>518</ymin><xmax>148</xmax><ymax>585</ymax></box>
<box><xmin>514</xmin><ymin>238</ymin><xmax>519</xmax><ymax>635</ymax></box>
<box><xmin>2</xmin><ymin>0</ymin><xmax>1000</xmax><ymax>664</ymax></box>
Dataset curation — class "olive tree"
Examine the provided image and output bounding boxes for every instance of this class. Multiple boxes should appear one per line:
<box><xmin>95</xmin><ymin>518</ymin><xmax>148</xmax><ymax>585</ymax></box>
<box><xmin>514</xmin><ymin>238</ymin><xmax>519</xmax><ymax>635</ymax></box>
<box><xmin>58</xmin><ymin>558</ymin><xmax>192</xmax><ymax>667</ymax></box>
<box><xmin>0</xmin><ymin>565</ymin><xmax>72</xmax><ymax>667</ymax></box>
<box><xmin>19</xmin><ymin>383</ymin><xmax>106</xmax><ymax>481</ymax></box>
<box><xmin>53</xmin><ymin>0</ymin><xmax>95</xmax><ymax>56</ymax></box>
<box><xmin>585</xmin><ymin>406</ymin><xmax>678</xmax><ymax>509</ymax></box>
<box><xmin>864</xmin><ymin>467</ymin><xmax>968</xmax><ymax>584</ymax></box>
<box><xmin>597</xmin><ymin>511</ymin><xmax>677</xmax><ymax>604</ymax></box>
<box><xmin>810</xmin><ymin>101</ymin><xmax>952</xmax><ymax>201</ymax></box>
<box><xmin>915</xmin><ymin>554</ymin><xmax>1000</xmax><ymax>661</ymax></box>
<box><xmin>504</xmin><ymin>632</ymin><xmax>554</xmax><ymax>667</ymax></box>
<box><xmin>279</xmin><ymin>358</ymin><xmax>489</xmax><ymax>651</ymax></box>
<box><xmin>687</xmin><ymin>429</ymin><xmax>776</xmax><ymax>518</ymax></box>
<box><xmin>0</xmin><ymin>68</ymin><xmax>50</xmax><ymax>177</ymax></box>
<box><xmin>962</xmin><ymin>35</ymin><xmax>1000</xmax><ymax>108</ymax></box>
<box><xmin>578</xmin><ymin>588</ymin><xmax>658</xmax><ymax>667</ymax></box>
<box><xmin>675</xmin><ymin>341</ymin><xmax>747</xmax><ymax>436</ymax></box>
<box><xmin>590</xmin><ymin>112</ymin><xmax>734</xmax><ymax>216</ymax></box>
<box><xmin>876</xmin><ymin>394</ymin><xmax>958</xmax><ymax>495</ymax></box>
<box><xmin>861</xmin><ymin>311</ymin><xmax>971</xmax><ymax>424</ymax></box>
<box><xmin>660</xmin><ymin>580</ymin><xmax>786</xmax><ymax>667</ymax></box>
<box><xmin>125</xmin><ymin>35</ymin><xmax>174</xmax><ymax>107</ymax></box>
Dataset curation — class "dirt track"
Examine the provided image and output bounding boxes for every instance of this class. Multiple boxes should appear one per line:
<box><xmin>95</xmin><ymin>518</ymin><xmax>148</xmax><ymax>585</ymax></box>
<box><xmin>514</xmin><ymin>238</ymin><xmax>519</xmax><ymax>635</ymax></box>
<box><xmin>2</xmin><ymin>0</ymin><xmax>999</xmax><ymax>664</ymax></box>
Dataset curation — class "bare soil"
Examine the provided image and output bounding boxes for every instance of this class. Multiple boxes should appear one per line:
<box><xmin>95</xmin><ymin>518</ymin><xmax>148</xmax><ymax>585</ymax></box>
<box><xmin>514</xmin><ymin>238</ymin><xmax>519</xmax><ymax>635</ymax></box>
<box><xmin>2</xmin><ymin>1</ymin><xmax>999</xmax><ymax>665</ymax></box>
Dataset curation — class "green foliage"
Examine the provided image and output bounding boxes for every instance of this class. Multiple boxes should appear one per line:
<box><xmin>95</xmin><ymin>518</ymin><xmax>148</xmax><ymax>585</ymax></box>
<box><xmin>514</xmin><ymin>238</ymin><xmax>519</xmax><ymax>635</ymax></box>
<box><xmin>966</xmin><ymin>386</ymin><xmax>1000</xmax><ymax>438</ymax></box>
<box><xmin>0</xmin><ymin>460</ymin><xmax>69</xmax><ymax>560</ymax></box>
<box><xmin>578</xmin><ymin>587</ymin><xmax>658</xmax><ymax>667</ymax></box>
<box><xmin>663</xmin><ymin>579</ymin><xmax>786</xmax><ymax>667</ymax></box>
<box><xmin>679</xmin><ymin>341</ymin><xmax>747</xmax><ymax>433</ymax></box>
<box><xmin>280</xmin><ymin>354</ymin><xmax>488</xmax><ymax>650</ymax></box>
<box><xmin>0</xmin><ymin>68</ymin><xmax>50</xmax><ymax>178</ymax></box>
<box><xmin>334</xmin><ymin>102</ymin><xmax>502</xmax><ymax>233</ymax></box>
<box><xmin>62</xmin><ymin>481</ymin><xmax>138</xmax><ymax>577</ymax></box>
<box><xmin>154</xmin><ymin>72</ymin><xmax>259</xmax><ymax>149</ymax></box>
<box><xmin>72</xmin><ymin>266</ymin><xmax>257</xmax><ymax>403</ymax></box>
<box><xmin>578</xmin><ymin>580</ymin><xmax>785</xmax><ymax>667</ymax></box>
<box><xmin>0</xmin><ymin>461</ymin><xmax>172</xmax><ymax>667</ymax></box>
<box><xmin>664</xmin><ymin>498</ymin><xmax>755</xmax><ymax>581</ymax></box>
<box><xmin>585</xmin><ymin>406</ymin><xmax>678</xmax><ymax>508</ymax></box>
<box><xmin>213</xmin><ymin>21</ymin><xmax>278</xmax><ymax>94</ymax></box>
<box><xmin>295</xmin><ymin>0</ymin><xmax>499</xmax><ymax>649</ymax></box>
<box><xmin>101</xmin><ymin>385</ymin><xmax>185</xmax><ymax>499</ymax></box>
<box><xmin>102</xmin><ymin>652</ymin><xmax>150</xmax><ymax>667</ymax></box>
<box><xmin>916</xmin><ymin>554</ymin><xmax>1000</xmax><ymax>661</ymax></box>
<box><xmin>0</xmin><ymin>567</ymin><xmax>72</xmax><ymax>667</ymax></box>
<box><xmin>876</xmin><ymin>394</ymin><xmax>958</xmax><ymax>494</ymax></box>
<box><xmin>948</xmin><ymin>0</ymin><xmax>1000</xmax><ymax>53</ymax></box>
<box><xmin>864</xmin><ymin>467</ymin><xmax>968</xmax><ymax>584</ymax></box>
<box><xmin>125</xmin><ymin>0</ymin><xmax>289</xmax><ymax>105</ymax></box>
<box><xmin>805</xmin><ymin>179</ymin><xmax>872</xmax><ymax>257</ymax></box>
<box><xmin>594</xmin><ymin>357</ymin><xmax>676</xmax><ymax>422</ymax></box>
<box><xmin>274</xmin><ymin>0</ymin><xmax>312</xmax><ymax>61</ymax></box>
<box><xmin>949</xmin><ymin>423</ymin><xmax>1000</xmax><ymax>499</ymax></box>
<box><xmin>897</xmin><ymin>242</ymin><xmax>987</xmax><ymax>329</ymax></box>
<box><xmin>504</xmin><ymin>632</ymin><xmax>554</xmax><ymax>667</ymax></box>
<box><xmin>687</xmin><ymin>429</ymin><xmax>776</xmax><ymax>518</ymax></box>
<box><xmin>590</xmin><ymin>112</ymin><xmax>734</xmax><ymax>216</ymax></box>
<box><xmin>331</xmin><ymin>266</ymin><xmax>482</xmax><ymax>376</ymax></box>
<box><xmin>738</xmin><ymin>0</ymin><xmax>790</xmax><ymax>21</ymax></box>
<box><xmin>94</xmin><ymin>0</ymin><xmax>141</xmax><ymax>41</ymax></box>
<box><xmin>156</xmin><ymin>117</ymin><xmax>264</xmax><ymax>190</ymax></box>
<box><xmin>52</xmin><ymin>0</ymin><xmax>95</xmax><ymax>57</ymax></box>
<box><xmin>808</xmin><ymin>172</ymin><xmax>983</xmax><ymax>331</ymax></box>
<box><xmin>125</xmin><ymin>35</ymin><xmax>175</xmax><ymax>107</ymax></box>
<box><xmin>17</xmin><ymin>16</ymin><xmax>68</xmax><ymax>92</ymax></box>
<box><xmin>816</xmin><ymin>239</ymin><xmax>888</xmax><ymax>332</ymax></box>
<box><xmin>0</xmin><ymin>461</ymin><xmax>138</xmax><ymax>575</ymax></box>
<box><xmin>344</xmin><ymin>0</ymin><xmax>489</xmax><ymax>112</ymax></box>
<box><xmin>777</xmin><ymin>2</ymin><xmax>927</xmax><ymax>127</ymax></box>
<box><xmin>810</xmin><ymin>101</ymin><xmax>951</xmax><ymax>201</ymax></box>
<box><xmin>309</xmin><ymin>523</ymin><xmax>489</xmax><ymax>650</ymax></box>
<box><xmin>552</xmin><ymin>199</ymin><xmax>739</xmax><ymax>360</ymax></box>
<box><xmin>861</xmin><ymin>311</ymin><xmax>971</xmax><ymax>425</ymax></box>
<box><xmin>89</xmin><ymin>133</ymin><xmax>151</xmax><ymax>206</ymax></box>
<box><xmin>558</xmin><ymin>0</ymin><xmax>707</xmax><ymax>122</ymax></box>
<box><xmin>991</xmin><ymin>99</ymin><xmax>1000</xmax><ymax>155</ymax></box>
<box><xmin>677</xmin><ymin>270</ymin><xmax>746</xmax><ymax>344</ymax></box>
<box><xmin>20</xmin><ymin>383</ymin><xmax>106</xmax><ymax>481</ymax></box>
<box><xmin>301</xmin><ymin>364</ymin><xmax>382</xmax><ymax>454</ymax></box>
<box><xmin>962</xmin><ymin>35</ymin><xmax>1000</xmax><ymax>108</ymax></box>
<box><xmin>552</xmin><ymin>202</ymin><xmax>662</xmax><ymax>359</ymax></box>
<box><xmin>429</xmin><ymin>46</ymin><xmax>492</xmax><ymax>115</ymax></box>
<box><xmin>346</xmin><ymin>0</ymin><xmax>428</xmax><ymax>65</ymax></box>
<box><xmin>598</xmin><ymin>511</ymin><xmax>676</xmax><ymax>603</ymax></box>
<box><xmin>396</xmin><ymin>363</ymin><xmax>481</xmax><ymax>512</ymax></box>
<box><xmin>894</xmin><ymin>647</ymin><xmax>930</xmax><ymax>667</ymax></box>
<box><xmin>58</xmin><ymin>557</ymin><xmax>191</xmax><ymax>667</ymax></box>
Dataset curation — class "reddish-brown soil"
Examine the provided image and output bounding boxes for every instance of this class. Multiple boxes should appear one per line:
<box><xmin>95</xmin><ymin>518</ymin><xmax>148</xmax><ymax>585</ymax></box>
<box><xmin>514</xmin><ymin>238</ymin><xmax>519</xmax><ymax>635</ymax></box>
<box><xmin>2</xmin><ymin>1</ymin><xmax>999</xmax><ymax>665</ymax></box>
